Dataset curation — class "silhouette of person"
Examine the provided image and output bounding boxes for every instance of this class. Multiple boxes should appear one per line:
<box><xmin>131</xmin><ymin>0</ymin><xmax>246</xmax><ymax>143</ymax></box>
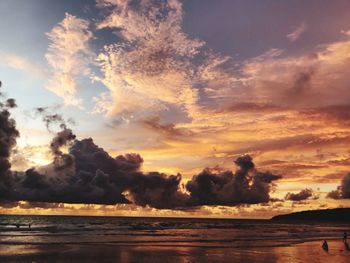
<box><xmin>322</xmin><ymin>240</ymin><xmax>328</xmax><ymax>252</ymax></box>
<box><xmin>343</xmin><ymin>232</ymin><xmax>347</xmax><ymax>243</ymax></box>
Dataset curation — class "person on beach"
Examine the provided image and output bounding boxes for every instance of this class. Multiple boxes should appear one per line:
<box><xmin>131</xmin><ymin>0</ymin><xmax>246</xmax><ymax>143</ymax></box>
<box><xmin>343</xmin><ymin>232</ymin><xmax>347</xmax><ymax>243</ymax></box>
<box><xmin>345</xmin><ymin>241</ymin><xmax>350</xmax><ymax>251</ymax></box>
<box><xmin>322</xmin><ymin>240</ymin><xmax>328</xmax><ymax>252</ymax></box>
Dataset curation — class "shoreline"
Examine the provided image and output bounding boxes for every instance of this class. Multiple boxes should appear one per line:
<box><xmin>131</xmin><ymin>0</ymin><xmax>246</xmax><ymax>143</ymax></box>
<box><xmin>0</xmin><ymin>239</ymin><xmax>349</xmax><ymax>262</ymax></box>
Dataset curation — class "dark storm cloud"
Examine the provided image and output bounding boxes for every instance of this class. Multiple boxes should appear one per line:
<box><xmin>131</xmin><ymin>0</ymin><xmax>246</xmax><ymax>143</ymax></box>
<box><xmin>35</xmin><ymin>107</ymin><xmax>75</xmax><ymax>132</ymax></box>
<box><xmin>0</xmin><ymin>82</ymin><xmax>20</xmax><ymax>202</ymax></box>
<box><xmin>127</xmin><ymin>172</ymin><xmax>189</xmax><ymax>209</ymax></box>
<box><xmin>2</xmin><ymin>137</ymin><xmax>190</xmax><ymax>208</ymax></box>
<box><xmin>327</xmin><ymin>189</ymin><xmax>341</xmax><ymax>200</ymax></box>
<box><xmin>327</xmin><ymin>173</ymin><xmax>350</xmax><ymax>199</ymax></box>
<box><xmin>50</xmin><ymin>127</ymin><xmax>76</xmax><ymax>170</ymax></box>
<box><xmin>285</xmin><ymin>188</ymin><xmax>316</xmax><ymax>201</ymax></box>
<box><xmin>4</xmin><ymin>98</ymin><xmax>17</xmax><ymax>108</ymax></box>
<box><xmin>186</xmin><ymin>155</ymin><xmax>281</xmax><ymax>206</ymax></box>
<box><xmin>2</xmin><ymin>134</ymin><xmax>281</xmax><ymax>208</ymax></box>
<box><xmin>12</xmin><ymin>138</ymin><xmax>190</xmax><ymax>208</ymax></box>
<box><xmin>0</xmin><ymin>110</ymin><xmax>19</xmax><ymax>175</ymax></box>
<box><xmin>8</xmin><ymin>138</ymin><xmax>135</xmax><ymax>205</ymax></box>
<box><xmin>0</xmin><ymin>85</ymin><xmax>282</xmax><ymax>208</ymax></box>
<box><xmin>21</xmin><ymin>169</ymin><xmax>50</xmax><ymax>189</ymax></box>
<box><xmin>34</xmin><ymin>107</ymin><xmax>78</xmax><ymax>171</ymax></box>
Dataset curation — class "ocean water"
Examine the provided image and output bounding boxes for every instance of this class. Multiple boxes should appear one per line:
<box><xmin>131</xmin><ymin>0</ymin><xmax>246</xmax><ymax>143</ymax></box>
<box><xmin>1</xmin><ymin>214</ymin><xmax>349</xmax><ymax>248</ymax></box>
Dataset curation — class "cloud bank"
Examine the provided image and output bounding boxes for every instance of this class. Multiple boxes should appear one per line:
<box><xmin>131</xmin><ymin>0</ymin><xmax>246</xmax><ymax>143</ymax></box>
<box><xmin>3</xmin><ymin>136</ymin><xmax>281</xmax><ymax>209</ymax></box>
<box><xmin>0</xmin><ymin>88</ymin><xmax>281</xmax><ymax>209</ymax></box>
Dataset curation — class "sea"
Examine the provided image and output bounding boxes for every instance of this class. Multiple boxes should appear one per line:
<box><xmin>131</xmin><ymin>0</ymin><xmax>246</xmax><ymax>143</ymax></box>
<box><xmin>1</xmin><ymin>214</ymin><xmax>350</xmax><ymax>247</ymax></box>
<box><xmin>0</xmin><ymin>215</ymin><xmax>350</xmax><ymax>262</ymax></box>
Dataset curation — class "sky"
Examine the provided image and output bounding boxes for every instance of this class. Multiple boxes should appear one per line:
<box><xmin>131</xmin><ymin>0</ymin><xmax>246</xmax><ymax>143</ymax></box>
<box><xmin>1</xmin><ymin>0</ymin><xmax>350</xmax><ymax>218</ymax></box>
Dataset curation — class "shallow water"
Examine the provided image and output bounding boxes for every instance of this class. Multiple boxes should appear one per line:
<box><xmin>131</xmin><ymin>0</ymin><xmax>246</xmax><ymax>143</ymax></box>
<box><xmin>1</xmin><ymin>214</ymin><xmax>349</xmax><ymax>248</ymax></box>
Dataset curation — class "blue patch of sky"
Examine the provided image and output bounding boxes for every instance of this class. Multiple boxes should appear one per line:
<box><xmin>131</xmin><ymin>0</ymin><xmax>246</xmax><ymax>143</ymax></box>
<box><xmin>182</xmin><ymin>0</ymin><xmax>350</xmax><ymax>60</ymax></box>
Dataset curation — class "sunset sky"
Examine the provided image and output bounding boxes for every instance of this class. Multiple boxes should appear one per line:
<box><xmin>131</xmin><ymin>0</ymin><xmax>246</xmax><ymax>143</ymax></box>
<box><xmin>1</xmin><ymin>0</ymin><xmax>350</xmax><ymax>218</ymax></box>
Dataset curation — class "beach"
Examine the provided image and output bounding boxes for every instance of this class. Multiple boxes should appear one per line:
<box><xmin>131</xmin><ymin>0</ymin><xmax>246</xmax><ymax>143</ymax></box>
<box><xmin>0</xmin><ymin>215</ymin><xmax>349</xmax><ymax>262</ymax></box>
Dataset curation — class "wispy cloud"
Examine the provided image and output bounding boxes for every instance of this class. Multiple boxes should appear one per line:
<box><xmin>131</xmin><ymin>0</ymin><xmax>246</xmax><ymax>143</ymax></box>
<box><xmin>93</xmin><ymin>0</ymin><xmax>204</xmax><ymax>118</ymax></box>
<box><xmin>46</xmin><ymin>13</ymin><xmax>93</xmax><ymax>107</ymax></box>
<box><xmin>287</xmin><ymin>21</ymin><xmax>307</xmax><ymax>42</ymax></box>
<box><xmin>0</xmin><ymin>51</ymin><xmax>45</xmax><ymax>77</ymax></box>
<box><xmin>341</xmin><ymin>29</ymin><xmax>350</xmax><ymax>36</ymax></box>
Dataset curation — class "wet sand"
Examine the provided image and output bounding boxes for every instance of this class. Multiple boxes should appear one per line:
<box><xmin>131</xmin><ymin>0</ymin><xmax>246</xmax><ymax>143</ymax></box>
<box><xmin>0</xmin><ymin>239</ymin><xmax>349</xmax><ymax>263</ymax></box>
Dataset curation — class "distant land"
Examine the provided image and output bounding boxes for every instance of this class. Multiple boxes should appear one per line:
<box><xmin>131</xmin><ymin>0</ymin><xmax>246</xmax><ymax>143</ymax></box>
<box><xmin>271</xmin><ymin>208</ymin><xmax>350</xmax><ymax>222</ymax></box>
